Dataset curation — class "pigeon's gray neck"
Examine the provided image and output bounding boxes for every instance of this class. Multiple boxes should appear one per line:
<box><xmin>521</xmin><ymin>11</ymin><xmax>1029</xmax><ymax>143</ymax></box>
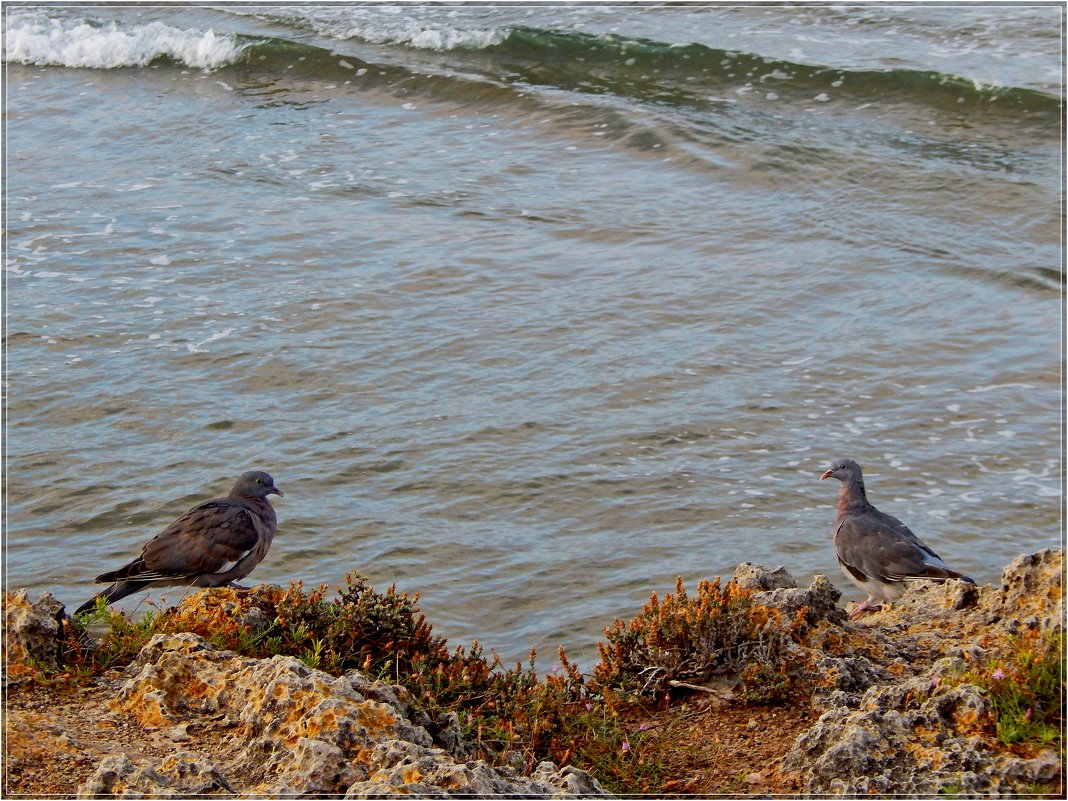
<box><xmin>232</xmin><ymin>492</ymin><xmax>277</xmax><ymax>521</ymax></box>
<box><xmin>837</xmin><ymin>475</ymin><xmax>871</xmax><ymax>514</ymax></box>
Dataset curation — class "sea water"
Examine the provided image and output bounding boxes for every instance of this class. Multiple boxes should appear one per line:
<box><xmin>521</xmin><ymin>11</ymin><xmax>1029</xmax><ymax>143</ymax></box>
<box><xmin>3</xmin><ymin>3</ymin><xmax>1062</xmax><ymax>666</ymax></box>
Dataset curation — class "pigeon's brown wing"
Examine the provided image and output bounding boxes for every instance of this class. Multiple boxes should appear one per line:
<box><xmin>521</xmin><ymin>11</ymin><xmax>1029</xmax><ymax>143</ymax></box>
<box><xmin>834</xmin><ymin>510</ymin><xmax>938</xmax><ymax>584</ymax></box>
<box><xmin>96</xmin><ymin>500</ymin><xmax>261</xmax><ymax>583</ymax></box>
<box><xmin>836</xmin><ymin>510</ymin><xmax>975</xmax><ymax>590</ymax></box>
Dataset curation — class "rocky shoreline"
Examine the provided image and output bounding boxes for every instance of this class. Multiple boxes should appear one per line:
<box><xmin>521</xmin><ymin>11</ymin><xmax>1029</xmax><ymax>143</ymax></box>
<box><xmin>4</xmin><ymin>549</ymin><xmax>1063</xmax><ymax>797</ymax></box>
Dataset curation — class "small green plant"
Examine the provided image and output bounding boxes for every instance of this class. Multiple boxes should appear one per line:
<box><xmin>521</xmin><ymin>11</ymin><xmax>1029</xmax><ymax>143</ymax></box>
<box><xmin>978</xmin><ymin>629</ymin><xmax>1063</xmax><ymax>748</ymax></box>
<box><xmin>62</xmin><ymin>603</ymin><xmax>162</xmax><ymax>672</ymax></box>
<box><xmin>938</xmin><ymin>778</ymin><xmax>965</xmax><ymax>796</ymax></box>
<box><xmin>950</xmin><ymin>627</ymin><xmax>1064</xmax><ymax>755</ymax></box>
<box><xmin>299</xmin><ymin>638</ymin><xmax>325</xmax><ymax>669</ymax></box>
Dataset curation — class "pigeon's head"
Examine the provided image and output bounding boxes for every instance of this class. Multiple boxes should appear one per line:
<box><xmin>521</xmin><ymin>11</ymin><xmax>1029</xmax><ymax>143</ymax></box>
<box><xmin>235</xmin><ymin>470</ymin><xmax>283</xmax><ymax>498</ymax></box>
<box><xmin>820</xmin><ymin>458</ymin><xmax>863</xmax><ymax>483</ymax></box>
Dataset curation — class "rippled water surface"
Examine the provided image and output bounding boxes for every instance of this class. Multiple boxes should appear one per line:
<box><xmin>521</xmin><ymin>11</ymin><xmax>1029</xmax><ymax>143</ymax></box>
<box><xmin>4</xmin><ymin>4</ymin><xmax>1063</xmax><ymax>666</ymax></box>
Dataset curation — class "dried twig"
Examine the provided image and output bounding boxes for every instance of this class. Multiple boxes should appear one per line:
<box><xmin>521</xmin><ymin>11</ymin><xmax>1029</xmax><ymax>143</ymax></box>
<box><xmin>668</xmin><ymin>679</ymin><xmax>736</xmax><ymax>701</ymax></box>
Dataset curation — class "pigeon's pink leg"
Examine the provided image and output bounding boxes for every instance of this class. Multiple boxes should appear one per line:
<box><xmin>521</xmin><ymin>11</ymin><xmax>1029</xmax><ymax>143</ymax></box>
<box><xmin>848</xmin><ymin>596</ymin><xmax>884</xmax><ymax>619</ymax></box>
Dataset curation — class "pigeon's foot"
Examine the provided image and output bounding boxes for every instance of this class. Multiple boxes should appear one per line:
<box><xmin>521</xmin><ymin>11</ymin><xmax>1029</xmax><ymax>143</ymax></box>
<box><xmin>847</xmin><ymin>597</ymin><xmax>885</xmax><ymax>619</ymax></box>
<box><xmin>228</xmin><ymin>582</ymin><xmax>251</xmax><ymax>590</ymax></box>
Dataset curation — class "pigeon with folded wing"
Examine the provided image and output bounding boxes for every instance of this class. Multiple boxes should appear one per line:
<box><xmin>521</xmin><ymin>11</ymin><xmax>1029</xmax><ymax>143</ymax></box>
<box><xmin>75</xmin><ymin>470</ymin><xmax>282</xmax><ymax>615</ymax></box>
<box><xmin>820</xmin><ymin>458</ymin><xmax>973</xmax><ymax>619</ymax></box>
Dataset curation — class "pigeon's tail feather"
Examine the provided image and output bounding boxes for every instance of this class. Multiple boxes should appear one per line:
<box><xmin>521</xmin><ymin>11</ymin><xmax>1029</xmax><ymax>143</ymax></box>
<box><xmin>902</xmin><ymin>563</ymin><xmax>975</xmax><ymax>584</ymax></box>
<box><xmin>73</xmin><ymin>597</ymin><xmax>101</xmax><ymax>616</ymax></box>
<box><xmin>95</xmin><ymin>560</ymin><xmax>147</xmax><ymax>584</ymax></box>
<box><xmin>73</xmin><ymin>580</ymin><xmax>147</xmax><ymax>616</ymax></box>
<box><xmin>929</xmin><ymin>563</ymin><xmax>976</xmax><ymax>584</ymax></box>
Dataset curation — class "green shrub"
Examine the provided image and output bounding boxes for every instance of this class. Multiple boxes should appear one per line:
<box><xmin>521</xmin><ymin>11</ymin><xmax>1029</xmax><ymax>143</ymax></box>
<box><xmin>592</xmin><ymin>576</ymin><xmax>801</xmax><ymax>705</ymax></box>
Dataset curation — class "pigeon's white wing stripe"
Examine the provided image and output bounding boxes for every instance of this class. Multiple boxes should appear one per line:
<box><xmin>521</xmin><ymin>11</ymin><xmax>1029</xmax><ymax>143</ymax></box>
<box><xmin>120</xmin><ymin>568</ymin><xmax>197</xmax><ymax>582</ymax></box>
<box><xmin>212</xmin><ymin>549</ymin><xmax>254</xmax><ymax>575</ymax></box>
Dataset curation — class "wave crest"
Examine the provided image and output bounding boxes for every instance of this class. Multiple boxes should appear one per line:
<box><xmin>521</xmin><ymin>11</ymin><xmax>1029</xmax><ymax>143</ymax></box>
<box><xmin>4</xmin><ymin>13</ymin><xmax>244</xmax><ymax>70</ymax></box>
<box><xmin>342</xmin><ymin>23</ymin><xmax>507</xmax><ymax>52</ymax></box>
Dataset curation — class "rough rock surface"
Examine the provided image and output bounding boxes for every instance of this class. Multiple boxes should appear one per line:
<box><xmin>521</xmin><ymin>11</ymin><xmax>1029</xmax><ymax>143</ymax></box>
<box><xmin>75</xmin><ymin>631</ymin><xmax>611</xmax><ymax>798</ymax></box>
<box><xmin>732</xmin><ymin>562</ymin><xmax>797</xmax><ymax>591</ymax></box>
<box><xmin>3</xmin><ymin>590</ymin><xmax>67</xmax><ymax>676</ymax></box>
<box><xmin>770</xmin><ymin>548</ymin><xmax>1064</xmax><ymax>796</ymax></box>
<box><xmin>751</xmin><ymin>571</ymin><xmax>849</xmax><ymax>630</ymax></box>
<box><xmin>78</xmin><ymin>752</ymin><xmax>234</xmax><ymax>798</ymax></box>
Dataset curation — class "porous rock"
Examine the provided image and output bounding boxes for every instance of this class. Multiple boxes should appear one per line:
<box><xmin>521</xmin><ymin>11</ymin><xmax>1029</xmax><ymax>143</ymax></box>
<box><xmin>532</xmin><ymin>761</ymin><xmax>612</xmax><ymax>797</ymax></box>
<box><xmin>783</xmin><ymin>672</ymin><xmax>1047</xmax><ymax>796</ymax></box>
<box><xmin>3</xmin><ymin>590</ymin><xmax>68</xmax><ymax>676</ymax></box>
<box><xmin>987</xmin><ymin>548</ymin><xmax>1063</xmax><ymax>633</ymax></box>
<box><xmin>780</xmin><ymin>549</ymin><xmax>1064</xmax><ymax>796</ymax></box>
<box><xmin>345</xmin><ymin>741</ymin><xmax>606</xmax><ymax>799</ymax></box>
<box><xmin>107</xmin><ymin>632</ymin><xmax>431</xmax><ymax>794</ymax></box>
<box><xmin>76</xmin><ymin>752</ymin><xmax>233</xmax><ymax>798</ymax></box>
<box><xmin>732</xmin><ymin>562</ymin><xmax>797</xmax><ymax>591</ymax></box>
<box><xmin>806</xmin><ymin>653</ymin><xmax>890</xmax><ymax>708</ymax></box>
<box><xmin>753</xmin><ymin>573</ymin><xmax>848</xmax><ymax>629</ymax></box>
<box><xmin>80</xmin><ymin>631</ymin><xmax>609</xmax><ymax>798</ymax></box>
<box><xmin>167</xmin><ymin>584</ymin><xmax>285</xmax><ymax>634</ymax></box>
<box><xmin>430</xmin><ymin>710</ymin><xmax>469</xmax><ymax>760</ymax></box>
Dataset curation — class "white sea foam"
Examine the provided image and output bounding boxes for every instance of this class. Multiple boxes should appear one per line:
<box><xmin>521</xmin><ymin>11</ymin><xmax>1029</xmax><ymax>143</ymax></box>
<box><xmin>359</xmin><ymin>25</ymin><xmax>506</xmax><ymax>51</ymax></box>
<box><xmin>272</xmin><ymin>8</ymin><xmax>507</xmax><ymax>52</ymax></box>
<box><xmin>344</xmin><ymin>23</ymin><xmax>505</xmax><ymax>51</ymax></box>
<box><xmin>4</xmin><ymin>12</ymin><xmax>244</xmax><ymax>70</ymax></box>
<box><xmin>186</xmin><ymin>327</ymin><xmax>235</xmax><ymax>353</ymax></box>
<box><xmin>967</xmin><ymin>383</ymin><xmax>1035</xmax><ymax>393</ymax></box>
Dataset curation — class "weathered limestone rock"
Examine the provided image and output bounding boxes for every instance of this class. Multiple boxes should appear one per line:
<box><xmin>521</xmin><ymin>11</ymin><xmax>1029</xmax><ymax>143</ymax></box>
<box><xmin>352</xmin><ymin>737</ymin><xmax>606</xmax><ymax>796</ymax></box>
<box><xmin>532</xmin><ymin>761</ymin><xmax>613</xmax><ymax>797</ymax></box>
<box><xmin>166</xmin><ymin>584</ymin><xmax>285</xmax><ymax>635</ymax></box>
<box><xmin>3</xmin><ymin>590</ymin><xmax>67</xmax><ymax>676</ymax></box>
<box><xmin>80</xmin><ymin>632</ymin><xmax>610</xmax><ymax>798</ymax></box>
<box><xmin>985</xmin><ymin>548</ymin><xmax>1063</xmax><ymax>633</ymax></box>
<box><xmin>346</xmin><ymin>740</ymin><xmax>604</xmax><ymax>798</ymax></box>
<box><xmin>430</xmin><ymin>711</ymin><xmax>469</xmax><ymax>760</ymax></box>
<box><xmin>751</xmin><ymin>573</ymin><xmax>849</xmax><ymax>629</ymax></box>
<box><xmin>107</xmin><ymin>632</ymin><xmax>431</xmax><ymax>795</ymax></box>
<box><xmin>76</xmin><ymin>752</ymin><xmax>233</xmax><ymax>798</ymax></box>
<box><xmin>776</xmin><ymin>549</ymin><xmax>1064</xmax><ymax>796</ymax></box>
<box><xmin>783</xmin><ymin>669</ymin><xmax>1057</xmax><ymax>796</ymax></box>
<box><xmin>733</xmin><ymin>562</ymin><xmax>797</xmax><ymax>591</ymax></box>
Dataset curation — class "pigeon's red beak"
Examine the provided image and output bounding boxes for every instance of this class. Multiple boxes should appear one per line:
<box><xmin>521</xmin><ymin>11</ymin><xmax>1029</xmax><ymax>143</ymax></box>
<box><xmin>819</xmin><ymin>469</ymin><xmax>834</xmax><ymax>481</ymax></box>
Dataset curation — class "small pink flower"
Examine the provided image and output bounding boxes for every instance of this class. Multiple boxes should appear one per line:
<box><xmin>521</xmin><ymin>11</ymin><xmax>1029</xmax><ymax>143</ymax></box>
<box><xmin>991</xmin><ymin>668</ymin><xmax>1007</xmax><ymax>681</ymax></box>
<box><xmin>584</xmin><ymin>701</ymin><xmax>592</xmax><ymax>712</ymax></box>
<box><xmin>1025</xmin><ymin>708</ymin><xmax>1033</xmax><ymax>721</ymax></box>
<box><xmin>621</xmin><ymin>741</ymin><xmax>630</xmax><ymax>753</ymax></box>
<box><xmin>638</xmin><ymin>723</ymin><xmax>651</xmax><ymax>731</ymax></box>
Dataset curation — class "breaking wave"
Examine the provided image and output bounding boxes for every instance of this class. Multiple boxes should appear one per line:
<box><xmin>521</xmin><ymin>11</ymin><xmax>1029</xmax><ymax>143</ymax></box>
<box><xmin>4</xmin><ymin>11</ymin><xmax>245</xmax><ymax>70</ymax></box>
<box><xmin>3</xmin><ymin>8</ymin><xmax>1057</xmax><ymax>120</ymax></box>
